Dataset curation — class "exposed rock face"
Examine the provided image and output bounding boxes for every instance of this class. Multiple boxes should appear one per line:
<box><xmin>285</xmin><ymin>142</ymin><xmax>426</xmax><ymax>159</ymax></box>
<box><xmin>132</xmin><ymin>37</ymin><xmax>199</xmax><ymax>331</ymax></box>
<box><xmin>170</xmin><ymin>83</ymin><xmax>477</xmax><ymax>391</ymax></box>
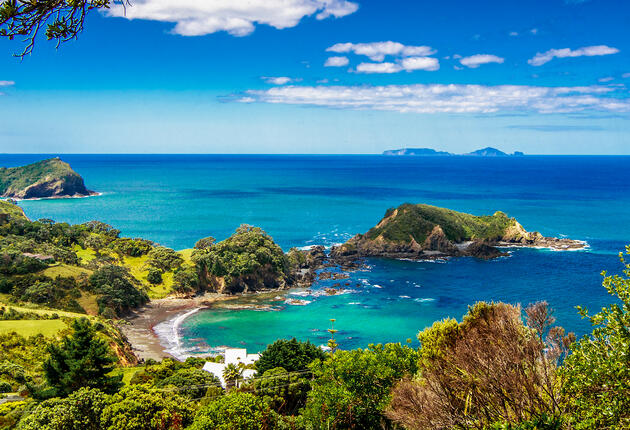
<box><xmin>0</xmin><ymin>158</ymin><xmax>96</xmax><ymax>199</ymax></box>
<box><xmin>464</xmin><ymin>241</ymin><xmax>508</xmax><ymax>260</ymax></box>
<box><xmin>422</xmin><ymin>225</ymin><xmax>459</xmax><ymax>254</ymax></box>
<box><xmin>330</xmin><ymin>203</ymin><xmax>585</xmax><ymax>262</ymax></box>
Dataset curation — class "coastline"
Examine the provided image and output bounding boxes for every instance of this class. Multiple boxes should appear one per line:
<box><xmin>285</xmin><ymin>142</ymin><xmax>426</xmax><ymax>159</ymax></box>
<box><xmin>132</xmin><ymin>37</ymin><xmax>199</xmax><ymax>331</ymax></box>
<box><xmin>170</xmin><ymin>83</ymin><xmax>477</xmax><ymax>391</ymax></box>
<box><xmin>4</xmin><ymin>192</ymin><xmax>103</xmax><ymax>202</ymax></box>
<box><xmin>119</xmin><ymin>290</ymin><xmax>292</xmax><ymax>361</ymax></box>
<box><xmin>118</xmin><ymin>293</ymin><xmax>233</xmax><ymax>362</ymax></box>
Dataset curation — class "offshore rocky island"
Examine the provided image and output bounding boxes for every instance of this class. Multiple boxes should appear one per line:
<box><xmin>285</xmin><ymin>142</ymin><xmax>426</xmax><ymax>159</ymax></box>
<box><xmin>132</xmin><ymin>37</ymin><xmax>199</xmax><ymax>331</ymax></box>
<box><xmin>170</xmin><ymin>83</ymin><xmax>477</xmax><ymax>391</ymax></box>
<box><xmin>328</xmin><ymin>203</ymin><xmax>585</xmax><ymax>263</ymax></box>
<box><xmin>0</xmin><ymin>157</ymin><xmax>97</xmax><ymax>199</ymax></box>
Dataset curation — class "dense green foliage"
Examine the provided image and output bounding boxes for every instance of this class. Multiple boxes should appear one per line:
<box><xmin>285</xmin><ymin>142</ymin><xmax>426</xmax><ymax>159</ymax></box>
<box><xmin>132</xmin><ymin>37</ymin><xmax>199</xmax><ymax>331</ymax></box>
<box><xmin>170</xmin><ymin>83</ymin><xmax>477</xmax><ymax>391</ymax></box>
<box><xmin>43</xmin><ymin>318</ymin><xmax>121</xmax><ymax>397</ymax></box>
<box><xmin>192</xmin><ymin>225</ymin><xmax>290</xmax><ymax>292</ymax></box>
<box><xmin>560</xmin><ymin>245</ymin><xmax>630</xmax><ymax>429</ymax></box>
<box><xmin>303</xmin><ymin>343</ymin><xmax>419</xmax><ymax>429</ymax></box>
<box><xmin>189</xmin><ymin>392</ymin><xmax>277</xmax><ymax>430</ymax></box>
<box><xmin>100</xmin><ymin>385</ymin><xmax>195</xmax><ymax>430</ymax></box>
<box><xmin>256</xmin><ymin>338</ymin><xmax>326</xmax><ymax>375</ymax></box>
<box><xmin>365</xmin><ymin>203</ymin><xmax>517</xmax><ymax>243</ymax></box>
<box><xmin>88</xmin><ymin>265</ymin><xmax>148</xmax><ymax>316</ymax></box>
<box><xmin>17</xmin><ymin>387</ymin><xmax>108</xmax><ymax>430</ymax></box>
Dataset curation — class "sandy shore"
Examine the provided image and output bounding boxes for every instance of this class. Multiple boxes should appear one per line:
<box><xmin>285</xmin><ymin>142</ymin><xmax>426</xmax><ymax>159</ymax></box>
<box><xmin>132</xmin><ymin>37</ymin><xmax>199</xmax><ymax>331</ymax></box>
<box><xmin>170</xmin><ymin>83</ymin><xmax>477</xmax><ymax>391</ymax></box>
<box><xmin>118</xmin><ymin>293</ymin><xmax>233</xmax><ymax>361</ymax></box>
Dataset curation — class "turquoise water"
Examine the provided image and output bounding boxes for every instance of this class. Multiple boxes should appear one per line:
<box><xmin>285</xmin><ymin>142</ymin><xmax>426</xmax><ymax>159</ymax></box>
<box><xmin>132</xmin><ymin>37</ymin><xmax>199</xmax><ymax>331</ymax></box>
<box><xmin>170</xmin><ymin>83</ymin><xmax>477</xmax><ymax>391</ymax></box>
<box><xmin>5</xmin><ymin>154</ymin><xmax>630</xmax><ymax>354</ymax></box>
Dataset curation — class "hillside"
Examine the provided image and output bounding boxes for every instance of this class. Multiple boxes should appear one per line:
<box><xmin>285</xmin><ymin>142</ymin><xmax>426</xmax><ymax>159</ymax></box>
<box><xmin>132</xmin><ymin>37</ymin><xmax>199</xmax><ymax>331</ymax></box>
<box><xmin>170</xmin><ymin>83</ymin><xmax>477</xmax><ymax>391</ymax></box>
<box><xmin>0</xmin><ymin>199</ymin><xmax>27</xmax><ymax>222</ymax></box>
<box><xmin>0</xmin><ymin>157</ymin><xmax>96</xmax><ymax>199</ymax></box>
<box><xmin>331</xmin><ymin>203</ymin><xmax>585</xmax><ymax>260</ymax></box>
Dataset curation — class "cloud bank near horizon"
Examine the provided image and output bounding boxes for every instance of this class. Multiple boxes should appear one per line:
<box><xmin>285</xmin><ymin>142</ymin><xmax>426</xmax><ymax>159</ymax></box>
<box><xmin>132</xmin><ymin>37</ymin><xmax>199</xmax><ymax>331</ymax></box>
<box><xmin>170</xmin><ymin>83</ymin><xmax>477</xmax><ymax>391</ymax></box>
<box><xmin>239</xmin><ymin>83</ymin><xmax>630</xmax><ymax>114</ymax></box>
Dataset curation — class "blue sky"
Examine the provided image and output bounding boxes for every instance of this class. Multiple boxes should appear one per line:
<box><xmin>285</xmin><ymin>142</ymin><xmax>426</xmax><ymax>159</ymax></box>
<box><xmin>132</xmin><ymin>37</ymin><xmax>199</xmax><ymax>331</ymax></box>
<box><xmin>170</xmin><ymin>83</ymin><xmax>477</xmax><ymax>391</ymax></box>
<box><xmin>0</xmin><ymin>0</ymin><xmax>629</xmax><ymax>154</ymax></box>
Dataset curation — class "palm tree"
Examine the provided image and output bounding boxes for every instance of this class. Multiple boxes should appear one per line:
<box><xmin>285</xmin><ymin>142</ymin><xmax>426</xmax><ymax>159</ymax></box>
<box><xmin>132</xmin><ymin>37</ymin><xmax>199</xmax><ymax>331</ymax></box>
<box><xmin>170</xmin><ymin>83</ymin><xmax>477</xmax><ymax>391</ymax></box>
<box><xmin>223</xmin><ymin>363</ymin><xmax>243</xmax><ymax>390</ymax></box>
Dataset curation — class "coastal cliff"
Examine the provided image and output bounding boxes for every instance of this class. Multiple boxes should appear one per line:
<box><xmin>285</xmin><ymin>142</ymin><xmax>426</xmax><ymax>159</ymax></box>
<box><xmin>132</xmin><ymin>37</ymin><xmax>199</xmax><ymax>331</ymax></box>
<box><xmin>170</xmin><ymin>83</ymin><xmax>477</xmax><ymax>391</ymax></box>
<box><xmin>330</xmin><ymin>203</ymin><xmax>584</xmax><ymax>261</ymax></box>
<box><xmin>0</xmin><ymin>157</ymin><xmax>96</xmax><ymax>199</ymax></box>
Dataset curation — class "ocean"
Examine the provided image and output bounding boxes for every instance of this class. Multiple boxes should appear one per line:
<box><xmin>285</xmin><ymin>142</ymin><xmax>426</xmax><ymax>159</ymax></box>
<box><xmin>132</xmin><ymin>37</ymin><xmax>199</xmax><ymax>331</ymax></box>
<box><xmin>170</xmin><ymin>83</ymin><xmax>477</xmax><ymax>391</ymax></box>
<box><xmin>5</xmin><ymin>154</ymin><xmax>630</xmax><ymax>355</ymax></box>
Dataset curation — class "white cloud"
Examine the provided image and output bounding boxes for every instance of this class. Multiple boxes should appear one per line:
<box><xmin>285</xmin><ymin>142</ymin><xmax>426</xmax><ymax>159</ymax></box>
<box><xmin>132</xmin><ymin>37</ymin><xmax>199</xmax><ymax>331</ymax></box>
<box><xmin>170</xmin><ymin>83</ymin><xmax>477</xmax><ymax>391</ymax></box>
<box><xmin>261</xmin><ymin>76</ymin><xmax>295</xmax><ymax>85</ymax></box>
<box><xmin>530</xmin><ymin>28</ymin><xmax>539</xmax><ymax>35</ymax></box>
<box><xmin>107</xmin><ymin>0</ymin><xmax>358</xmax><ymax>36</ymax></box>
<box><xmin>622</xmin><ymin>73</ymin><xmax>630</xmax><ymax>79</ymax></box>
<box><xmin>528</xmin><ymin>45</ymin><xmax>619</xmax><ymax>66</ymax></box>
<box><xmin>509</xmin><ymin>31</ymin><xmax>519</xmax><ymax>37</ymax></box>
<box><xmin>460</xmin><ymin>54</ymin><xmax>504</xmax><ymax>68</ymax></box>
<box><xmin>239</xmin><ymin>83</ymin><xmax>629</xmax><ymax>114</ymax></box>
<box><xmin>355</xmin><ymin>62</ymin><xmax>402</xmax><ymax>74</ymax></box>
<box><xmin>355</xmin><ymin>57</ymin><xmax>440</xmax><ymax>73</ymax></box>
<box><xmin>324</xmin><ymin>56</ymin><xmax>349</xmax><ymax>67</ymax></box>
<box><xmin>0</xmin><ymin>81</ymin><xmax>14</xmax><ymax>86</ymax></box>
<box><xmin>326</xmin><ymin>41</ymin><xmax>436</xmax><ymax>61</ymax></box>
<box><xmin>598</xmin><ymin>77</ymin><xmax>614</xmax><ymax>83</ymax></box>
<box><xmin>400</xmin><ymin>57</ymin><xmax>440</xmax><ymax>71</ymax></box>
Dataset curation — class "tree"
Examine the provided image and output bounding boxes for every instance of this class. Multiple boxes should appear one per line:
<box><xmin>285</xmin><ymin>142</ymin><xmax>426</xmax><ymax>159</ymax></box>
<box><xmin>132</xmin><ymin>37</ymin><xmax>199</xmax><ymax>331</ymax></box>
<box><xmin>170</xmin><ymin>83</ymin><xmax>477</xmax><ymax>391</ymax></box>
<box><xmin>43</xmin><ymin>317</ymin><xmax>121</xmax><ymax>396</ymax></box>
<box><xmin>302</xmin><ymin>343</ymin><xmax>418</xmax><ymax>429</ymax></box>
<box><xmin>146</xmin><ymin>246</ymin><xmax>182</xmax><ymax>272</ymax></box>
<box><xmin>256</xmin><ymin>338</ymin><xmax>326</xmax><ymax>375</ymax></box>
<box><xmin>88</xmin><ymin>265</ymin><xmax>147</xmax><ymax>316</ymax></box>
<box><xmin>560</xmin><ymin>245</ymin><xmax>630</xmax><ymax>429</ymax></box>
<box><xmin>387</xmin><ymin>302</ymin><xmax>572</xmax><ymax>430</ymax></box>
<box><xmin>100</xmin><ymin>384</ymin><xmax>195</xmax><ymax>430</ymax></box>
<box><xmin>156</xmin><ymin>367</ymin><xmax>221</xmax><ymax>399</ymax></box>
<box><xmin>194</xmin><ymin>236</ymin><xmax>216</xmax><ymax>250</ymax></box>
<box><xmin>16</xmin><ymin>387</ymin><xmax>107</xmax><ymax>430</ymax></box>
<box><xmin>0</xmin><ymin>0</ymin><xmax>125</xmax><ymax>57</ymax></box>
<box><xmin>255</xmin><ymin>367</ymin><xmax>311</xmax><ymax>415</ymax></box>
<box><xmin>188</xmin><ymin>392</ymin><xmax>277</xmax><ymax>430</ymax></box>
<box><xmin>147</xmin><ymin>268</ymin><xmax>163</xmax><ymax>285</ymax></box>
<box><xmin>222</xmin><ymin>363</ymin><xmax>242</xmax><ymax>390</ymax></box>
<box><xmin>172</xmin><ymin>267</ymin><xmax>199</xmax><ymax>294</ymax></box>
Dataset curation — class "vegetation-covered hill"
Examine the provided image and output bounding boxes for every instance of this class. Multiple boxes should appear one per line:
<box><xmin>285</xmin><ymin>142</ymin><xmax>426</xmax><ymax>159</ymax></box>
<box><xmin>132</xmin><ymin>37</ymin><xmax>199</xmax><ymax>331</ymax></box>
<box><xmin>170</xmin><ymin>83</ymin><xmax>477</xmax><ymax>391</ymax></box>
<box><xmin>332</xmin><ymin>203</ymin><xmax>584</xmax><ymax>260</ymax></box>
<box><xmin>0</xmin><ymin>158</ymin><xmax>95</xmax><ymax>199</ymax></box>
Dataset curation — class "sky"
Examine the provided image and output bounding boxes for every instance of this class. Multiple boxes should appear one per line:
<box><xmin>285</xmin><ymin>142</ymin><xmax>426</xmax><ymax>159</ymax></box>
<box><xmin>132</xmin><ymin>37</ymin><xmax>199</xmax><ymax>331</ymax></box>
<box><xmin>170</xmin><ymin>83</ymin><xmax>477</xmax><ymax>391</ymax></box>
<box><xmin>0</xmin><ymin>0</ymin><xmax>629</xmax><ymax>154</ymax></box>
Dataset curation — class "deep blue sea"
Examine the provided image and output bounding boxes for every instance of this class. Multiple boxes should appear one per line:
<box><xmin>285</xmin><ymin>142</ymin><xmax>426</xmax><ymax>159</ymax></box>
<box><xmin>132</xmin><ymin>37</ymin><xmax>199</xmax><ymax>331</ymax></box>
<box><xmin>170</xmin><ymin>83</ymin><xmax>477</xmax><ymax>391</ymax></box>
<box><xmin>4</xmin><ymin>154</ymin><xmax>630</xmax><ymax>354</ymax></box>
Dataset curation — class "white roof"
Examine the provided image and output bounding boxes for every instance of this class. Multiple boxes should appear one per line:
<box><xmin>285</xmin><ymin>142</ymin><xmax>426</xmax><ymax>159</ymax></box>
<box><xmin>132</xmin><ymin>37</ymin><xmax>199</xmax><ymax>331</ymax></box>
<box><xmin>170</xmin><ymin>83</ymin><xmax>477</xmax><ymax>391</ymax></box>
<box><xmin>201</xmin><ymin>348</ymin><xmax>259</xmax><ymax>388</ymax></box>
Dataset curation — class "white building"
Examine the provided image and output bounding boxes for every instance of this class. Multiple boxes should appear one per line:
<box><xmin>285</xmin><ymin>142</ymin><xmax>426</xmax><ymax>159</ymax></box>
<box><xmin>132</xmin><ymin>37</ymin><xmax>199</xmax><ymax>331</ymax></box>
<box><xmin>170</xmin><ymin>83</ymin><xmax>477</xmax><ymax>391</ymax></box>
<box><xmin>202</xmin><ymin>348</ymin><xmax>260</xmax><ymax>388</ymax></box>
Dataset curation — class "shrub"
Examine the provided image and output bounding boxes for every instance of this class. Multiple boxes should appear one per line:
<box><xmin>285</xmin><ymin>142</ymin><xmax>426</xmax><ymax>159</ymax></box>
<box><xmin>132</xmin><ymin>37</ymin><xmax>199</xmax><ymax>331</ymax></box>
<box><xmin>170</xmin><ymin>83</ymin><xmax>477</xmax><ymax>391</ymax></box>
<box><xmin>146</xmin><ymin>268</ymin><xmax>163</xmax><ymax>285</ymax></box>
<box><xmin>256</xmin><ymin>338</ymin><xmax>325</xmax><ymax>375</ymax></box>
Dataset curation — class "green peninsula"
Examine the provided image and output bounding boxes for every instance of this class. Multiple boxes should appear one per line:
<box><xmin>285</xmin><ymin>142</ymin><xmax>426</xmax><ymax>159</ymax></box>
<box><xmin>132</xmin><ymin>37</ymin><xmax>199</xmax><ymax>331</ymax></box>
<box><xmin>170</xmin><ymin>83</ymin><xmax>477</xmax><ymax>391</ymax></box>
<box><xmin>331</xmin><ymin>203</ymin><xmax>585</xmax><ymax>260</ymax></box>
<box><xmin>0</xmin><ymin>157</ymin><xmax>96</xmax><ymax>199</ymax></box>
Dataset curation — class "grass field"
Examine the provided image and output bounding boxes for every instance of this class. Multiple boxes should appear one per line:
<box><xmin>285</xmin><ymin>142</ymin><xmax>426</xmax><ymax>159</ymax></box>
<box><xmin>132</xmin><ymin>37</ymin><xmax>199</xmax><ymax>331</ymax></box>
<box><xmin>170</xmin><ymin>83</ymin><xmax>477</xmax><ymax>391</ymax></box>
<box><xmin>0</xmin><ymin>319</ymin><xmax>67</xmax><ymax>337</ymax></box>
<box><xmin>0</xmin><ymin>302</ymin><xmax>88</xmax><ymax>319</ymax></box>
<box><xmin>110</xmin><ymin>366</ymin><xmax>145</xmax><ymax>385</ymax></box>
<box><xmin>76</xmin><ymin>291</ymin><xmax>100</xmax><ymax>315</ymax></box>
<box><xmin>43</xmin><ymin>263</ymin><xmax>92</xmax><ymax>279</ymax></box>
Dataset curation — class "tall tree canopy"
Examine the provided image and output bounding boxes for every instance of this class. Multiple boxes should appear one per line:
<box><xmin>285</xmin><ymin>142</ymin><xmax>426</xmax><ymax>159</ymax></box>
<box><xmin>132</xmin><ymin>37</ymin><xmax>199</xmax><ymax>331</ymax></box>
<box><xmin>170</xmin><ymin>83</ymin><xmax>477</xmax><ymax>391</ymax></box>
<box><xmin>43</xmin><ymin>317</ymin><xmax>121</xmax><ymax>396</ymax></box>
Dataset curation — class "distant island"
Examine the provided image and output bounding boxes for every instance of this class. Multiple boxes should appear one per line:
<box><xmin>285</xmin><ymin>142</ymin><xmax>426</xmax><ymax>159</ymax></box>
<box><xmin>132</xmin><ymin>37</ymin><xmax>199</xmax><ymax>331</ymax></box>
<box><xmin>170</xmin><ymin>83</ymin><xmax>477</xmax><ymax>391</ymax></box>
<box><xmin>0</xmin><ymin>157</ymin><xmax>97</xmax><ymax>199</ymax></box>
<box><xmin>382</xmin><ymin>147</ymin><xmax>525</xmax><ymax>156</ymax></box>
<box><xmin>331</xmin><ymin>203</ymin><xmax>585</xmax><ymax>261</ymax></box>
